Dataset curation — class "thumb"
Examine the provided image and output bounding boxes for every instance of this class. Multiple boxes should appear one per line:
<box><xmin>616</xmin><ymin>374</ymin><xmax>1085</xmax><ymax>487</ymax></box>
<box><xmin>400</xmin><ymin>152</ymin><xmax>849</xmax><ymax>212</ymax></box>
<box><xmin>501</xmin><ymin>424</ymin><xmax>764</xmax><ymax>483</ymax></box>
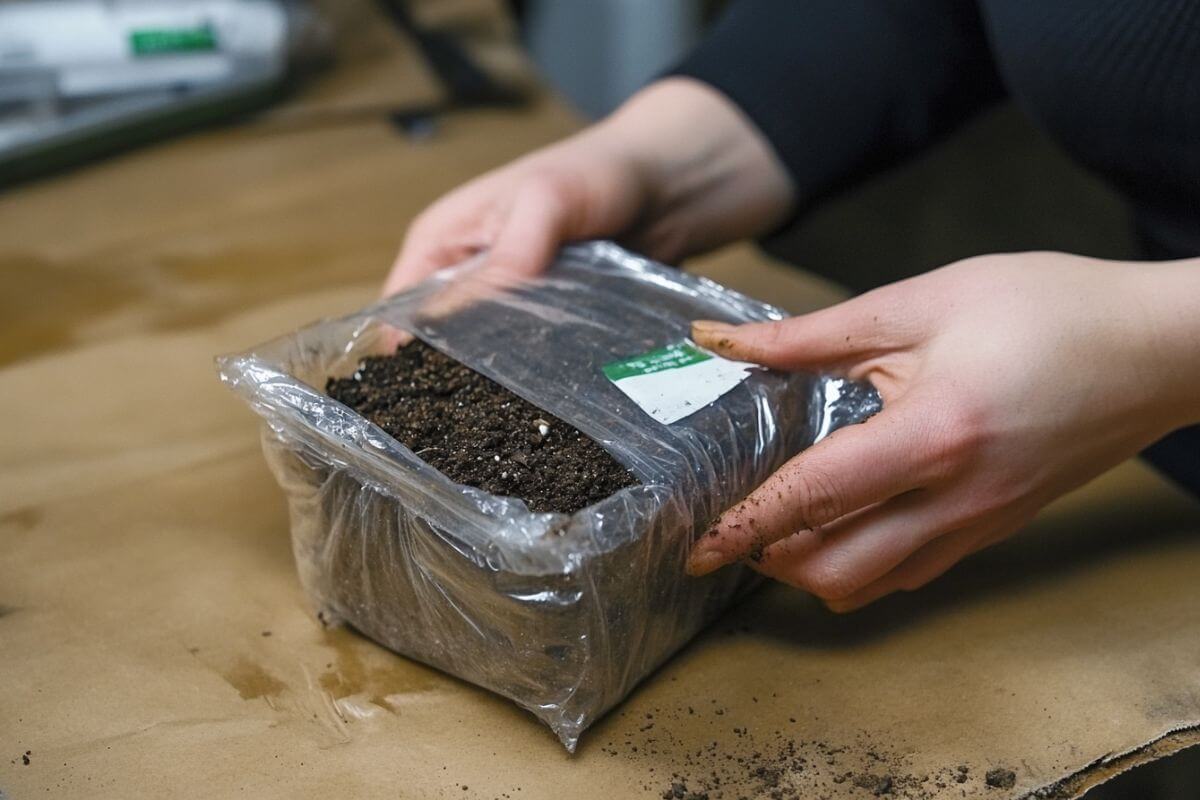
<box><xmin>691</xmin><ymin>295</ymin><xmax>892</xmax><ymax>372</ymax></box>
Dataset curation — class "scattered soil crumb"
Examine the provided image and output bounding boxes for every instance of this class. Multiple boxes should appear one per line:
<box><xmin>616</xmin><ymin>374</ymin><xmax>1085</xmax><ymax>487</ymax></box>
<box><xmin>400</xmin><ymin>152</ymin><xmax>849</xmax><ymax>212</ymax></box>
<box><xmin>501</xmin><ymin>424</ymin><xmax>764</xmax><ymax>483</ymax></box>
<box><xmin>595</xmin><ymin>699</ymin><xmax>1020</xmax><ymax>800</ymax></box>
<box><xmin>327</xmin><ymin>340</ymin><xmax>638</xmax><ymax>514</ymax></box>
<box><xmin>854</xmin><ymin>773</ymin><xmax>894</xmax><ymax>795</ymax></box>
<box><xmin>985</xmin><ymin>768</ymin><xmax>1017</xmax><ymax>789</ymax></box>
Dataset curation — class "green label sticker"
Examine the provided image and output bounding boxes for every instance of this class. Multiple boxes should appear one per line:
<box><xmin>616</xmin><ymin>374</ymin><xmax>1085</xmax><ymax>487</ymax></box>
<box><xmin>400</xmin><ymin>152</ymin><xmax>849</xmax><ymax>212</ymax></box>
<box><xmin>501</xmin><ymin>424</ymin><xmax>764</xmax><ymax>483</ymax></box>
<box><xmin>602</xmin><ymin>340</ymin><xmax>754</xmax><ymax>425</ymax></box>
<box><xmin>131</xmin><ymin>26</ymin><xmax>218</xmax><ymax>56</ymax></box>
<box><xmin>601</xmin><ymin>341</ymin><xmax>713</xmax><ymax>382</ymax></box>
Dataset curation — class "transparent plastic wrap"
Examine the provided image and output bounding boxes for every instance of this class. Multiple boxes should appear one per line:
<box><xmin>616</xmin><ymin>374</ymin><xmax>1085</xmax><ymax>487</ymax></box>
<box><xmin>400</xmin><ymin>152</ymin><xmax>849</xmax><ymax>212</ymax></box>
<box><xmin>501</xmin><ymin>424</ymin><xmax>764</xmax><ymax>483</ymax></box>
<box><xmin>216</xmin><ymin>242</ymin><xmax>880</xmax><ymax>750</ymax></box>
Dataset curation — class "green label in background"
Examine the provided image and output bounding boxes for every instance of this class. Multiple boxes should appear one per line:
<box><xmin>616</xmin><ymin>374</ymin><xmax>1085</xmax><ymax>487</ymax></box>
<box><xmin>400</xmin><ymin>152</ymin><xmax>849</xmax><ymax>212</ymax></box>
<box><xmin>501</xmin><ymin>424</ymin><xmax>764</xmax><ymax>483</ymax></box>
<box><xmin>602</xmin><ymin>341</ymin><xmax>713</xmax><ymax>382</ymax></box>
<box><xmin>130</xmin><ymin>26</ymin><xmax>218</xmax><ymax>56</ymax></box>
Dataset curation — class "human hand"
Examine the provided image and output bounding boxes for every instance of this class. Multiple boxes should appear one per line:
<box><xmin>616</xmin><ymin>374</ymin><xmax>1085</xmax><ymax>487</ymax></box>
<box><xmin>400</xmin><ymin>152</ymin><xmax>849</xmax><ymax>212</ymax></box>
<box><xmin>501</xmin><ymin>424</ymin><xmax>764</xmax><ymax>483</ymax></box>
<box><xmin>383</xmin><ymin>78</ymin><xmax>793</xmax><ymax>296</ymax></box>
<box><xmin>688</xmin><ymin>252</ymin><xmax>1200</xmax><ymax>611</ymax></box>
<box><xmin>382</xmin><ymin>123</ymin><xmax>648</xmax><ymax>297</ymax></box>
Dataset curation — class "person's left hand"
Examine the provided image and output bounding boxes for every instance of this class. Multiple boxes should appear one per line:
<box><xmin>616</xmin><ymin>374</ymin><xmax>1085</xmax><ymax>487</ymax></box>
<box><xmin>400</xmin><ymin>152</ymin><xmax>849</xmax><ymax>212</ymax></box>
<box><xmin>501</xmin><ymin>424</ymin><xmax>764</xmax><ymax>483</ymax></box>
<box><xmin>687</xmin><ymin>251</ymin><xmax>1199</xmax><ymax>611</ymax></box>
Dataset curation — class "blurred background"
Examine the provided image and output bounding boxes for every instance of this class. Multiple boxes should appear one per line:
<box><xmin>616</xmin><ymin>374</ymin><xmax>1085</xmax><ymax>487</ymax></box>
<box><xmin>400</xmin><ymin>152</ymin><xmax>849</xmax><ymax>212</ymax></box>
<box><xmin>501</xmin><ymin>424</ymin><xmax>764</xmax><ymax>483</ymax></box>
<box><xmin>1</xmin><ymin>0</ymin><xmax>1140</xmax><ymax>293</ymax></box>
<box><xmin>0</xmin><ymin>1</ymin><xmax>1192</xmax><ymax>796</ymax></box>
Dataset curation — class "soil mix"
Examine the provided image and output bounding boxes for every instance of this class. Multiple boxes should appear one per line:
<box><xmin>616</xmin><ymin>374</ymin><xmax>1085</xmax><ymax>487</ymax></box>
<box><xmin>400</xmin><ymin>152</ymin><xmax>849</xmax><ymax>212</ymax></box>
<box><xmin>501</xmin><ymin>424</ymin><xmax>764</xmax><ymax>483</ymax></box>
<box><xmin>326</xmin><ymin>340</ymin><xmax>638</xmax><ymax>514</ymax></box>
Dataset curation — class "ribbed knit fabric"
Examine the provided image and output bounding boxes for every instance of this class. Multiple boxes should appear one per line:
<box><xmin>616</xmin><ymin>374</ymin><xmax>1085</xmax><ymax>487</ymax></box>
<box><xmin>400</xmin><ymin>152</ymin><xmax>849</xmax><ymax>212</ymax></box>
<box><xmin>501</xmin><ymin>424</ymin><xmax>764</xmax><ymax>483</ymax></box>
<box><xmin>673</xmin><ymin>0</ymin><xmax>1007</xmax><ymax>210</ymax></box>
<box><xmin>672</xmin><ymin>0</ymin><xmax>1200</xmax><ymax>496</ymax></box>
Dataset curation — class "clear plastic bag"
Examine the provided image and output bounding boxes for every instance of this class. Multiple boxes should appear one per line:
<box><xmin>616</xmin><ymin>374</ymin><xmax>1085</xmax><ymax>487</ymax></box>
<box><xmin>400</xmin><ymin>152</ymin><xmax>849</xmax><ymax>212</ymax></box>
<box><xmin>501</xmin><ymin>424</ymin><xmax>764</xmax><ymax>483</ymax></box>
<box><xmin>216</xmin><ymin>241</ymin><xmax>879</xmax><ymax>750</ymax></box>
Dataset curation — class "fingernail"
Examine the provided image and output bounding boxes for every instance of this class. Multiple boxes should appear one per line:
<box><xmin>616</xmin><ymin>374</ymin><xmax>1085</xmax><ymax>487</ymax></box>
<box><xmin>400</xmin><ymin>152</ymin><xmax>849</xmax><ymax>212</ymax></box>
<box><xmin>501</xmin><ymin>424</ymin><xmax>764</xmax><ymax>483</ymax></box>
<box><xmin>686</xmin><ymin>546</ymin><xmax>728</xmax><ymax>577</ymax></box>
<box><xmin>691</xmin><ymin>319</ymin><xmax>735</xmax><ymax>336</ymax></box>
<box><xmin>824</xmin><ymin>599</ymin><xmax>855</xmax><ymax>614</ymax></box>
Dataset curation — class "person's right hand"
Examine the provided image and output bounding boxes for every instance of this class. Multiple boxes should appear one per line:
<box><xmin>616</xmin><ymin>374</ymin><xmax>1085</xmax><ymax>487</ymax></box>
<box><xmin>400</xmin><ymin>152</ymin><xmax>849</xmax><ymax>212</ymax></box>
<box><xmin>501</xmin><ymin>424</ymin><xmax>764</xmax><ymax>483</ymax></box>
<box><xmin>687</xmin><ymin>253</ymin><xmax>1200</xmax><ymax>611</ymax></box>
<box><xmin>383</xmin><ymin>78</ymin><xmax>795</xmax><ymax>296</ymax></box>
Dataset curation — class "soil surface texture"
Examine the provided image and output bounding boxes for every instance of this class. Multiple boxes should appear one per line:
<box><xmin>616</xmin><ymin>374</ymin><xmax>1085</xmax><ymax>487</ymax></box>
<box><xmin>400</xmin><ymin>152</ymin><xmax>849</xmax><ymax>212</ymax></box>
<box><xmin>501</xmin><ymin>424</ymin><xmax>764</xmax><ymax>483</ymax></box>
<box><xmin>326</xmin><ymin>340</ymin><xmax>638</xmax><ymax>514</ymax></box>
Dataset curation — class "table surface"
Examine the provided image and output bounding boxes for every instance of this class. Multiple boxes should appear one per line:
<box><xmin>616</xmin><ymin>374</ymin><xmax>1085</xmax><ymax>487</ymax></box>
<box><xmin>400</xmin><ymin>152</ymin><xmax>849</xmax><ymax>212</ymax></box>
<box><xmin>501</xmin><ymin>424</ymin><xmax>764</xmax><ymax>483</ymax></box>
<box><xmin>3</xmin><ymin>3</ymin><xmax>1199</xmax><ymax>798</ymax></box>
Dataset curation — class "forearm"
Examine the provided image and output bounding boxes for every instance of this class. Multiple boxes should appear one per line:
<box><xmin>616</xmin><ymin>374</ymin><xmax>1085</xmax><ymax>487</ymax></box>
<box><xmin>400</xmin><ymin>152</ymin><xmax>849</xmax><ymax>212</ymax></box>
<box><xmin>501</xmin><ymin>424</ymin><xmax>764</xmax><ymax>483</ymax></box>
<box><xmin>593</xmin><ymin>77</ymin><xmax>795</xmax><ymax>257</ymax></box>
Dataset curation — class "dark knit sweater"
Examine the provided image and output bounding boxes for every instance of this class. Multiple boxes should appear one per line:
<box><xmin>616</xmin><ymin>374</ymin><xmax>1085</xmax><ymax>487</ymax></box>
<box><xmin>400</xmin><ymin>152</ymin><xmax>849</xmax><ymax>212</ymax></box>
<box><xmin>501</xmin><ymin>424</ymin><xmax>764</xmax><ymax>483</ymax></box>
<box><xmin>674</xmin><ymin>0</ymin><xmax>1200</xmax><ymax>495</ymax></box>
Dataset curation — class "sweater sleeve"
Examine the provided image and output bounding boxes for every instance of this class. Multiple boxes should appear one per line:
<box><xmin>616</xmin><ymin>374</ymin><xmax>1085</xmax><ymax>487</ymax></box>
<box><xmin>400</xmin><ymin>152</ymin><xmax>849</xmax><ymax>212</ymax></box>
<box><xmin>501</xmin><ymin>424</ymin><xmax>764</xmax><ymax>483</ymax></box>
<box><xmin>1143</xmin><ymin>426</ymin><xmax>1200</xmax><ymax>497</ymax></box>
<box><xmin>672</xmin><ymin>0</ymin><xmax>1006</xmax><ymax>208</ymax></box>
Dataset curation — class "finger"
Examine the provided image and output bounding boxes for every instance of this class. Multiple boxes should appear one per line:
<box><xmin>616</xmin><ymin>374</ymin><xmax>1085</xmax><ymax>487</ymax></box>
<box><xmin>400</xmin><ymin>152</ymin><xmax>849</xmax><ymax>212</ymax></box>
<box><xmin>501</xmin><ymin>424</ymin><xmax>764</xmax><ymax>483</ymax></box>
<box><xmin>747</xmin><ymin>490</ymin><xmax>951</xmax><ymax>602</ymax></box>
<box><xmin>691</xmin><ymin>293</ymin><xmax>901</xmax><ymax>372</ymax></box>
<box><xmin>401</xmin><ymin>179</ymin><xmax>575</xmax><ymax>320</ymax></box>
<box><xmin>414</xmin><ymin>274</ymin><xmax>508</xmax><ymax>324</ymax></box>
<box><xmin>482</xmin><ymin>180</ymin><xmax>573</xmax><ymax>280</ymax></box>
<box><xmin>687</xmin><ymin>397</ymin><xmax>940</xmax><ymax>576</ymax></box>
<box><xmin>376</xmin><ymin>325</ymin><xmax>414</xmax><ymax>353</ymax></box>
<box><xmin>822</xmin><ymin>526</ymin><xmax>986</xmax><ymax>612</ymax></box>
<box><xmin>720</xmin><ymin>502</ymin><xmax>878</xmax><ymax>572</ymax></box>
<box><xmin>384</xmin><ymin>244</ymin><xmax>435</xmax><ymax>297</ymax></box>
<box><xmin>822</xmin><ymin>513</ymin><xmax>1029</xmax><ymax>612</ymax></box>
<box><xmin>384</xmin><ymin>233</ymin><xmax>482</xmax><ymax>298</ymax></box>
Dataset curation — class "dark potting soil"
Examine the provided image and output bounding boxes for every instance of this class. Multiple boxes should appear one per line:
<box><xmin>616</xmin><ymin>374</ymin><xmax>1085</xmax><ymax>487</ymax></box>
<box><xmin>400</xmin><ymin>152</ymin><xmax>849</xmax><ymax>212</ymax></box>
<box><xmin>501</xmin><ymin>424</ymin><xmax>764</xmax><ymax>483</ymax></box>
<box><xmin>986</xmin><ymin>768</ymin><xmax>1017</xmax><ymax>790</ymax></box>
<box><xmin>326</xmin><ymin>340</ymin><xmax>638</xmax><ymax>514</ymax></box>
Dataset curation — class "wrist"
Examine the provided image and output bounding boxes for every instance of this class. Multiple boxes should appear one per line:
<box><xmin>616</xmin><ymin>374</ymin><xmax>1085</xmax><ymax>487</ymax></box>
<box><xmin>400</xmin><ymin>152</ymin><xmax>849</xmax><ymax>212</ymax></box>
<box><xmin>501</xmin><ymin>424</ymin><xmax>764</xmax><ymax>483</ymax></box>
<box><xmin>1124</xmin><ymin>259</ymin><xmax>1200</xmax><ymax>430</ymax></box>
<box><xmin>600</xmin><ymin>77</ymin><xmax>796</xmax><ymax>254</ymax></box>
